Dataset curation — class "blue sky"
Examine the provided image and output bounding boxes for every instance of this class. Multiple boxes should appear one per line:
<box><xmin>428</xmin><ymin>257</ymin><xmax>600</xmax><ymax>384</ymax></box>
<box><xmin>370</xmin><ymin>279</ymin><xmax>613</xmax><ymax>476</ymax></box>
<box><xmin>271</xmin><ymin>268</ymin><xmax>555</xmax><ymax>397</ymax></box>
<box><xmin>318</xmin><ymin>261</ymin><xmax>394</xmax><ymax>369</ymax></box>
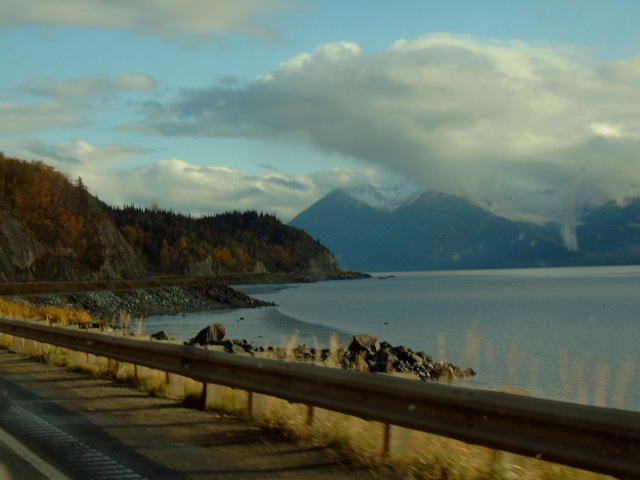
<box><xmin>2</xmin><ymin>1</ymin><xmax>640</xmax><ymax>235</ymax></box>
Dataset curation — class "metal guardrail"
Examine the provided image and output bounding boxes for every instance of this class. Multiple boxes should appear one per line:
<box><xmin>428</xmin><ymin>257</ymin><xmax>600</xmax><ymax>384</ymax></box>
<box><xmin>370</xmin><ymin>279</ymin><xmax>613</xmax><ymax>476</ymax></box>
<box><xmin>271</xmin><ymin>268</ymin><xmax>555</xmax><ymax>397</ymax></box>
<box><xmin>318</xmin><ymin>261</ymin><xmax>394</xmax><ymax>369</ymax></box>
<box><xmin>0</xmin><ymin>318</ymin><xmax>638</xmax><ymax>479</ymax></box>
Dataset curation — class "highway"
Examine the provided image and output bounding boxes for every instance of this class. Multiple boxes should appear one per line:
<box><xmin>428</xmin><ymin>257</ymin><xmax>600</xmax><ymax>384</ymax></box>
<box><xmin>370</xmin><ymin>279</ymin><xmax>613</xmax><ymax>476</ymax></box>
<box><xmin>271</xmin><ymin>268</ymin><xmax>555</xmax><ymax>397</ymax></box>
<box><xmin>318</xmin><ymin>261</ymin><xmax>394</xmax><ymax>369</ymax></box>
<box><xmin>0</xmin><ymin>349</ymin><xmax>402</xmax><ymax>480</ymax></box>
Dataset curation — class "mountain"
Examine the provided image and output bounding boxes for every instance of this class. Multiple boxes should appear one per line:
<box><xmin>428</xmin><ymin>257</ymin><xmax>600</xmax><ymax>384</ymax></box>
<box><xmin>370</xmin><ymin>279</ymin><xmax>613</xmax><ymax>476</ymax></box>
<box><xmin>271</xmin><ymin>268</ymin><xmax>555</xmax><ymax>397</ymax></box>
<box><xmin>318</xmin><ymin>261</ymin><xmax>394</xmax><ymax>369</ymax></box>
<box><xmin>289</xmin><ymin>185</ymin><xmax>640</xmax><ymax>272</ymax></box>
<box><xmin>575</xmin><ymin>199</ymin><xmax>640</xmax><ymax>262</ymax></box>
<box><xmin>0</xmin><ymin>154</ymin><xmax>339</xmax><ymax>281</ymax></box>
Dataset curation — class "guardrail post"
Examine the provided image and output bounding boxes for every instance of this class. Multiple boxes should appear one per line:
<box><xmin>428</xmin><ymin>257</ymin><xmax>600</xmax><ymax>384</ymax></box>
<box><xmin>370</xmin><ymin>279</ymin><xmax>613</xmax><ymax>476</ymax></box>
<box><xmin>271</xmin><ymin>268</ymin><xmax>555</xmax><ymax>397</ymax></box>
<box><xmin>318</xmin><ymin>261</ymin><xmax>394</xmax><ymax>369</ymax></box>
<box><xmin>488</xmin><ymin>449</ymin><xmax>503</xmax><ymax>479</ymax></box>
<box><xmin>204</xmin><ymin>383</ymin><xmax>224</xmax><ymax>410</ymax></box>
<box><xmin>382</xmin><ymin>423</ymin><xmax>390</xmax><ymax>456</ymax></box>
<box><xmin>306</xmin><ymin>405</ymin><xmax>314</xmax><ymax>426</ymax></box>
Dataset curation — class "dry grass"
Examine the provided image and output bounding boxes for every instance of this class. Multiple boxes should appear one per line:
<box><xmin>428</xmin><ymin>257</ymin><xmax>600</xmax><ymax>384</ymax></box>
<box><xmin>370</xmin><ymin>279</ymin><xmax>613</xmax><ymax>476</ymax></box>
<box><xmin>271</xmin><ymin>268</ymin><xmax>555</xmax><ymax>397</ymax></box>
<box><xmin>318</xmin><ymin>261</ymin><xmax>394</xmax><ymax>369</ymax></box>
<box><xmin>0</xmin><ymin>297</ymin><xmax>91</xmax><ymax>326</ymax></box>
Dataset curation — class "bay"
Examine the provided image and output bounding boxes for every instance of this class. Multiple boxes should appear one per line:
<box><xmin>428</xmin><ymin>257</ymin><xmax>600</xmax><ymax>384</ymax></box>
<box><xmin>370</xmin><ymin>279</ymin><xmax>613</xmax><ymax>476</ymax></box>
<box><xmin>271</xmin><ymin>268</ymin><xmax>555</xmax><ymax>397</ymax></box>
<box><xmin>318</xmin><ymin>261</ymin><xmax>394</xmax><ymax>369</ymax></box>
<box><xmin>144</xmin><ymin>266</ymin><xmax>640</xmax><ymax>411</ymax></box>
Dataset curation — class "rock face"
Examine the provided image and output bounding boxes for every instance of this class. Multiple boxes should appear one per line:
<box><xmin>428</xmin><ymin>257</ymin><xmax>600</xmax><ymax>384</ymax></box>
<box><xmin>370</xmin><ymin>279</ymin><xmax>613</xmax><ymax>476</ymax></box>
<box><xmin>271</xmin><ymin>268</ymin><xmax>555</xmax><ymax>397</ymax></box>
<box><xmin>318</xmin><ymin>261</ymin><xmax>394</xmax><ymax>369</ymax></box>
<box><xmin>31</xmin><ymin>216</ymin><xmax>146</xmax><ymax>281</ymax></box>
<box><xmin>0</xmin><ymin>208</ymin><xmax>145</xmax><ymax>282</ymax></box>
<box><xmin>0</xmin><ymin>212</ymin><xmax>47</xmax><ymax>282</ymax></box>
<box><xmin>306</xmin><ymin>250</ymin><xmax>340</xmax><ymax>274</ymax></box>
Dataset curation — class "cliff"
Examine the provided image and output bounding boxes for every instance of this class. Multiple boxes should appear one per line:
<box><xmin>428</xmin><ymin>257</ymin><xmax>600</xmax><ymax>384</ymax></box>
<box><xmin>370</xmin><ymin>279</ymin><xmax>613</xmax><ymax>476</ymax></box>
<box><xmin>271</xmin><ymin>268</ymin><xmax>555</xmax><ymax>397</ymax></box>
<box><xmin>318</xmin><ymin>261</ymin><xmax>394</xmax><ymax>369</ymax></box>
<box><xmin>0</xmin><ymin>211</ymin><xmax>47</xmax><ymax>282</ymax></box>
<box><xmin>0</xmin><ymin>155</ymin><xmax>146</xmax><ymax>281</ymax></box>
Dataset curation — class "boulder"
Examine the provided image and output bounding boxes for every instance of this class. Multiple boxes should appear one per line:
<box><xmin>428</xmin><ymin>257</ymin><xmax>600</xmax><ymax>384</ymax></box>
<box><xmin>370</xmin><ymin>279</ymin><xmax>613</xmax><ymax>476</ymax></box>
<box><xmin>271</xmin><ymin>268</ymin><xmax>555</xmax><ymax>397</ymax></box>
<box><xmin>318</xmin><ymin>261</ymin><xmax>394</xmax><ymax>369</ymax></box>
<box><xmin>150</xmin><ymin>330</ymin><xmax>171</xmax><ymax>341</ymax></box>
<box><xmin>187</xmin><ymin>323</ymin><xmax>226</xmax><ymax>345</ymax></box>
<box><xmin>348</xmin><ymin>334</ymin><xmax>380</xmax><ymax>354</ymax></box>
<box><xmin>339</xmin><ymin>333</ymin><xmax>475</xmax><ymax>382</ymax></box>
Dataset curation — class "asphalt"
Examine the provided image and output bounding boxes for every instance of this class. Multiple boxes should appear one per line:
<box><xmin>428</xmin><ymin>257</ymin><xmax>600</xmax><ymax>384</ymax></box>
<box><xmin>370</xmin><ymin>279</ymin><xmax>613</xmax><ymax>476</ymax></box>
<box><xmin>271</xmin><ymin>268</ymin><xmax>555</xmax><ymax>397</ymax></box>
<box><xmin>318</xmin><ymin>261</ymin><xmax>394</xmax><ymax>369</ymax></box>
<box><xmin>0</xmin><ymin>349</ymin><xmax>407</xmax><ymax>480</ymax></box>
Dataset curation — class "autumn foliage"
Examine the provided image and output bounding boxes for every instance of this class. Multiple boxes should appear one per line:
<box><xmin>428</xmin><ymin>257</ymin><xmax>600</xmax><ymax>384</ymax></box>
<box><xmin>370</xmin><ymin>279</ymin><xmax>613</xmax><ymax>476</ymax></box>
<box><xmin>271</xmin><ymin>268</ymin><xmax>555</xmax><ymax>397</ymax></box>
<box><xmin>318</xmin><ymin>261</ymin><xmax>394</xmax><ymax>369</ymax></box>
<box><xmin>0</xmin><ymin>153</ymin><xmax>114</xmax><ymax>272</ymax></box>
<box><xmin>107</xmin><ymin>206</ymin><xmax>335</xmax><ymax>275</ymax></box>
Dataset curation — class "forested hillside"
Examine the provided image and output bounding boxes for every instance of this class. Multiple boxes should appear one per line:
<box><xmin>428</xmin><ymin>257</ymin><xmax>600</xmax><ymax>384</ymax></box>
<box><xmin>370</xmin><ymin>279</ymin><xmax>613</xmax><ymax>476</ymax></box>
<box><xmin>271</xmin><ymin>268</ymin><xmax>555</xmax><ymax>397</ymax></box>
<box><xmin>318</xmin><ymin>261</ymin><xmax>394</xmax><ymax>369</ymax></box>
<box><xmin>106</xmin><ymin>206</ymin><xmax>339</xmax><ymax>275</ymax></box>
<box><xmin>0</xmin><ymin>154</ymin><xmax>339</xmax><ymax>281</ymax></box>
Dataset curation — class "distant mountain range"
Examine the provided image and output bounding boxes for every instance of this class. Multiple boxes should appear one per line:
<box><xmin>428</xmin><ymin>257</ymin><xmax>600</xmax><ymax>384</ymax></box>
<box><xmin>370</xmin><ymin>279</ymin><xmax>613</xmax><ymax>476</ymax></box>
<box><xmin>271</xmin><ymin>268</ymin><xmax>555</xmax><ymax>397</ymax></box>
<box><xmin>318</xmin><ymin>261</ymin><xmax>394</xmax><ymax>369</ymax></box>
<box><xmin>289</xmin><ymin>185</ymin><xmax>640</xmax><ymax>272</ymax></box>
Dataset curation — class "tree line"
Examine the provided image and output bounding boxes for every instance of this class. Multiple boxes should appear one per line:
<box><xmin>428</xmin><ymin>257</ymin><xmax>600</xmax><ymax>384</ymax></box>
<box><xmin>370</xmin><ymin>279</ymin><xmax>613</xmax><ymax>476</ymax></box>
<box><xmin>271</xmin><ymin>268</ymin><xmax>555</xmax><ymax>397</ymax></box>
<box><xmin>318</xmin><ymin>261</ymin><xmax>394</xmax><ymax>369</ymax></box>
<box><xmin>0</xmin><ymin>154</ymin><xmax>331</xmax><ymax>277</ymax></box>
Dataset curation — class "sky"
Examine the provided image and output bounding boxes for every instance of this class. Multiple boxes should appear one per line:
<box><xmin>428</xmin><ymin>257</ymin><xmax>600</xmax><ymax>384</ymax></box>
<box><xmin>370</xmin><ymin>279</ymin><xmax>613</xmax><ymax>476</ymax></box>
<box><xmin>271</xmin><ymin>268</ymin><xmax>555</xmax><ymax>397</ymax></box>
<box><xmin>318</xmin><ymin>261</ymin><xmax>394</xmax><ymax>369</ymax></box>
<box><xmin>2</xmin><ymin>0</ymin><xmax>640</xmax><ymax>247</ymax></box>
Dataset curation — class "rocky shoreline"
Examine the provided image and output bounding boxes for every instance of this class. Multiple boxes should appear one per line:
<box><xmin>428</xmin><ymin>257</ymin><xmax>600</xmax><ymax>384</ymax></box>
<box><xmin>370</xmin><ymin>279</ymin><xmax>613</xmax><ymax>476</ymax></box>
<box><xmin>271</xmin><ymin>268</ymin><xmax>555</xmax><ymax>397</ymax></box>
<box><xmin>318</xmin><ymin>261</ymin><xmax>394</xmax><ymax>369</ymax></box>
<box><xmin>15</xmin><ymin>282</ymin><xmax>274</xmax><ymax>320</ymax></box>
<box><xmin>10</xmin><ymin>272</ymin><xmax>370</xmax><ymax>321</ymax></box>
<box><xmin>183</xmin><ymin>324</ymin><xmax>476</xmax><ymax>383</ymax></box>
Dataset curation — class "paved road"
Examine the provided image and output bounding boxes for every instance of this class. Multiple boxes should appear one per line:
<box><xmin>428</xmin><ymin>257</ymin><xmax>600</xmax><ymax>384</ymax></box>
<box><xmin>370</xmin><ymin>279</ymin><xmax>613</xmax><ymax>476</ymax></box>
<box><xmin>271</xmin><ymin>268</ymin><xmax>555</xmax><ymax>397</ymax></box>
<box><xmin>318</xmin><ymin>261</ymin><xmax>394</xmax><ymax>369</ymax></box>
<box><xmin>0</xmin><ymin>428</ymin><xmax>62</xmax><ymax>480</ymax></box>
<box><xmin>0</xmin><ymin>350</ymin><xmax>405</xmax><ymax>480</ymax></box>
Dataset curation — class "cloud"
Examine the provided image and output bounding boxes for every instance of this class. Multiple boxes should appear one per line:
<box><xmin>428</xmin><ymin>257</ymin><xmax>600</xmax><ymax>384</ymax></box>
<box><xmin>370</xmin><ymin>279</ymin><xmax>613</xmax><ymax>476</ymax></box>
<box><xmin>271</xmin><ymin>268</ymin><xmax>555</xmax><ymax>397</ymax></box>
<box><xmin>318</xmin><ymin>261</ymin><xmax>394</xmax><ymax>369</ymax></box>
<box><xmin>19</xmin><ymin>74</ymin><xmax>157</xmax><ymax>100</ymax></box>
<box><xmin>0</xmin><ymin>101</ymin><xmax>88</xmax><ymax>133</ymax></box>
<box><xmin>15</xmin><ymin>140</ymin><xmax>377</xmax><ymax>221</ymax></box>
<box><xmin>95</xmin><ymin>161</ymin><xmax>379</xmax><ymax>221</ymax></box>
<box><xmin>2</xmin><ymin>73</ymin><xmax>156</xmax><ymax>133</ymax></box>
<box><xmin>18</xmin><ymin>139</ymin><xmax>147</xmax><ymax>166</ymax></box>
<box><xmin>134</xmin><ymin>33</ymin><xmax>640</xmax><ymax>242</ymax></box>
<box><xmin>0</xmin><ymin>0</ymin><xmax>297</xmax><ymax>42</ymax></box>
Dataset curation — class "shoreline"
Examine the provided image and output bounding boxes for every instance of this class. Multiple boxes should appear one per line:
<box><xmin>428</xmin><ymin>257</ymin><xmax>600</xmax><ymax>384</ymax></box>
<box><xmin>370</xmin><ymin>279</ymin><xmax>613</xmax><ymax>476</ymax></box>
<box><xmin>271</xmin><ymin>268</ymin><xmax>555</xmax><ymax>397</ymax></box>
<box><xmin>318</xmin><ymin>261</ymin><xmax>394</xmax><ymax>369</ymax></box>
<box><xmin>6</xmin><ymin>271</ymin><xmax>370</xmax><ymax>320</ymax></box>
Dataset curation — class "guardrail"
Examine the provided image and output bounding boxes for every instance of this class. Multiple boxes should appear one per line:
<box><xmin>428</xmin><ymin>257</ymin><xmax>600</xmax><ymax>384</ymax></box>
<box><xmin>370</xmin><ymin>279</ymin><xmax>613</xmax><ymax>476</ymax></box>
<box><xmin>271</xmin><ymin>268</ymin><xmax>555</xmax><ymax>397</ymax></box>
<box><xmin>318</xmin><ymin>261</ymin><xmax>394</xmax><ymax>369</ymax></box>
<box><xmin>0</xmin><ymin>317</ymin><xmax>638</xmax><ymax>479</ymax></box>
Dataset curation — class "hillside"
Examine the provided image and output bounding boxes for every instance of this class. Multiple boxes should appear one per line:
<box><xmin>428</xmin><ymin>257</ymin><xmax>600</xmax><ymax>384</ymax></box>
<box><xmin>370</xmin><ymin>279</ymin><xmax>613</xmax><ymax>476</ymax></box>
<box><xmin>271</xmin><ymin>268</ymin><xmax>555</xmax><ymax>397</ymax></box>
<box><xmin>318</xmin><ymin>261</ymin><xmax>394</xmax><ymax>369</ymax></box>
<box><xmin>105</xmin><ymin>206</ymin><xmax>339</xmax><ymax>276</ymax></box>
<box><xmin>0</xmin><ymin>154</ymin><xmax>339</xmax><ymax>281</ymax></box>
<box><xmin>0</xmin><ymin>154</ymin><xmax>144</xmax><ymax>281</ymax></box>
<box><xmin>290</xmin><ymin>186</ymin><xmax>640</xmax><ymax>272</ymax></box>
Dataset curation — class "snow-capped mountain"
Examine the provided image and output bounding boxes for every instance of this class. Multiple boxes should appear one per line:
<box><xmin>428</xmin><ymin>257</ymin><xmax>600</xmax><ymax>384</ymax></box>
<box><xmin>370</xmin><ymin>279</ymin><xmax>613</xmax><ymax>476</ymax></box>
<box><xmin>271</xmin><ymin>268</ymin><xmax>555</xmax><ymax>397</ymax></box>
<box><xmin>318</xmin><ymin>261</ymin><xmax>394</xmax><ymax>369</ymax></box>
<box><xmin>343</xmin><ymin>183</ymin><xmax>422</xmax><ymax>212</ymax></box>
<box><xmin>289</xmin><ymin>184</ymin><xmax>640</xmax><ymax>272</ymax></box>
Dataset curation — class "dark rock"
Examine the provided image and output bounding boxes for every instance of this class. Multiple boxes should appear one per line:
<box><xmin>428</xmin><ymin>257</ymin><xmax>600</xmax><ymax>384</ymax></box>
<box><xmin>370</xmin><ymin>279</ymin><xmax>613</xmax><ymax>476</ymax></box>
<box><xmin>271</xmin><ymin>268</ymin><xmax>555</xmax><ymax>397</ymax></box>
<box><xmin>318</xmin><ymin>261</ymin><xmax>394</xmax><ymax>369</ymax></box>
<box><xmin>187</xmin><ymin>323</ymin><xmax>226</xmax><ymax>345</ymax></box>
<box><xmin>150</xmin><ymin>330</ymin><xmax>171</xmax><ymax>341</ymax></box>
<box><xmin>338</xmin><ymin>332</ymin><xmax>475</xmax><ymax>382</ymax></box>
<box><xmin>392</xmin><ymin>346</ymin><xmax>422</xmax><ymax>366</ymax></box>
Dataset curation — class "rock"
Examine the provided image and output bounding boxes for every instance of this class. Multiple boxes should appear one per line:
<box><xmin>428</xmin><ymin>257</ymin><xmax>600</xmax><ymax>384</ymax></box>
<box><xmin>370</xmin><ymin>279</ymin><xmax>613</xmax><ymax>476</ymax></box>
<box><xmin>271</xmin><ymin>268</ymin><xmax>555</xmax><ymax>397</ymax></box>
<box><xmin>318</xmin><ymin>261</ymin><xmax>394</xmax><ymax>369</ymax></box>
<box><xmin>231</xmin><ymin>339</ymin><xmax>254</xmax><ymax>353</ymax></box>
<box><xmin>348</xmin><ymin>334</ymin><xmax>380</xmax><ymax>354</ymax></box>
<box><xmin>183</xmin><ymin>324</ymin><xmax>475</xmax><ymax>383</ymax></box>
<box><xmin>338</xmin><ymin>333</ymin><xmax>475</xmax><ymax>382</ymax></box>
<box><xmin>187</xmin><ymin>323</ymin><xmax>226</xmax><ymax>345</ymax></box>
<box><xmin>150</xmin><ymin>330</ymin><xmax>171</xmax><ymax>340</ymax></box>
<box><xmin>391</xmin><ymin>346</ymin><xmax>426</xmax><ymax>368</ymax></box>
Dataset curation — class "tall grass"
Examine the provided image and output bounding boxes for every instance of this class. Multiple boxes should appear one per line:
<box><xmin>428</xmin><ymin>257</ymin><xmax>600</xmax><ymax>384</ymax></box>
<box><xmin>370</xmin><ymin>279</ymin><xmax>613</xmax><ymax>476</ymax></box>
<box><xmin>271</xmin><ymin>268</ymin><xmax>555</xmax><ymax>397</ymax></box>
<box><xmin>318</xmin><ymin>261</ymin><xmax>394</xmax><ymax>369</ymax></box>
<box><xmin>0</xmin><ymin>297</ymin><xmax>91</xmax><ymax>325</ymax></box>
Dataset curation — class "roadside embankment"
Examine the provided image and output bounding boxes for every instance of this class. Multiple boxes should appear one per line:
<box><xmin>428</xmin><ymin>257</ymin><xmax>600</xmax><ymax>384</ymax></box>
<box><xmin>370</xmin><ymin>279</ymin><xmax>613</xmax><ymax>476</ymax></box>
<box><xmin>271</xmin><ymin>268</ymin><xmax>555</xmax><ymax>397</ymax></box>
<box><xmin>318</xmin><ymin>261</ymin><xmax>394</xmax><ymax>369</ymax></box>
<box><xmin>218</xmin><ymin>270</ymin><xmax>371</xmax><ymax>285</ymax></box>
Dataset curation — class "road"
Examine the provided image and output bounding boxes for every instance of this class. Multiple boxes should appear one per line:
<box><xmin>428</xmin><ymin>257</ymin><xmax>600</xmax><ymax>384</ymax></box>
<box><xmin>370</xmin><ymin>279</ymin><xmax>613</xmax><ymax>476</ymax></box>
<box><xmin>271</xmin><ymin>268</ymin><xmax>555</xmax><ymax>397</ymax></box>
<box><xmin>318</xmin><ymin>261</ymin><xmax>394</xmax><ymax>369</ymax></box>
<box><xmin>0</xmin><ymin>349</ymin><xmax>405</xmax><ymax>480</ymax></box>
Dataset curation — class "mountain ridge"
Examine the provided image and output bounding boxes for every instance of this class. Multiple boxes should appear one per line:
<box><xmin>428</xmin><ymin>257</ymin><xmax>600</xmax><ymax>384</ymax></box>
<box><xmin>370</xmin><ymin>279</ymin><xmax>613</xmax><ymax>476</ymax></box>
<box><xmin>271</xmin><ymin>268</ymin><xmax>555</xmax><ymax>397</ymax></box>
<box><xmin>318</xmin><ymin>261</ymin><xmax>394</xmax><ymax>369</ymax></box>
<box><xmin>290</xmin><ymin>185</ymin><xmax>640</xmax><ymax>272</ymax></box>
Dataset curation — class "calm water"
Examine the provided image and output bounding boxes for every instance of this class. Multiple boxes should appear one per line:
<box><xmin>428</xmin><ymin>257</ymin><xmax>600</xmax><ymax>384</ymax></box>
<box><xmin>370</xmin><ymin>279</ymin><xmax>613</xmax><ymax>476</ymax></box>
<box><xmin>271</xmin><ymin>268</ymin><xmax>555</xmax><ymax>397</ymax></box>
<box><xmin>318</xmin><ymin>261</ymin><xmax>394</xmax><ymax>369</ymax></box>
<box><xmin>145</xmin><ymin>266</ymin><xmax>640</xmax><ymax>411</ymax></box>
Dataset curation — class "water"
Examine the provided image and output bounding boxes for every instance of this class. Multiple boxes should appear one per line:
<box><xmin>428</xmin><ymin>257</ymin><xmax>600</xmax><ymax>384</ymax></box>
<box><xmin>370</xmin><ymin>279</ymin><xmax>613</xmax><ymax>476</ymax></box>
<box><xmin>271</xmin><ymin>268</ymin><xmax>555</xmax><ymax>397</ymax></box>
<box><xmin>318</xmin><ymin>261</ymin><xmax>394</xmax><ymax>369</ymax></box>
<box><xmin>144</xmin><ymin>266</ymin><xmax>640</xmax><ymax>411</ymax></box>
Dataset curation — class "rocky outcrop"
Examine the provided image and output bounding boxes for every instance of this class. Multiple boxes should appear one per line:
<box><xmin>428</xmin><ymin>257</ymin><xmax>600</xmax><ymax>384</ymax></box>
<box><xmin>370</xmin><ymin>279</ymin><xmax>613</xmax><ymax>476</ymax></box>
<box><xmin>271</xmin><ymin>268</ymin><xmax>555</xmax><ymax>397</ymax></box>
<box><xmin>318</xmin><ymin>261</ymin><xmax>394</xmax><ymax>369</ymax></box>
<box><xmin>307</xmin><ymin>250</ymin><xmax>340</xmax><ymax>273</ymax></box>
<box><xmin>0</xmin><ymin>208</ymin><xmax>145</xmax><ymax>282</ymax></box>
<box><xmin>0</xmin><ymin>212</ymin><xmax>47</xmax><ymax>282</ymax></box>
<box><xmin>30</xmin><ymin>216</ymin><xmax>145</xmax><ymax>281</ymax></box>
